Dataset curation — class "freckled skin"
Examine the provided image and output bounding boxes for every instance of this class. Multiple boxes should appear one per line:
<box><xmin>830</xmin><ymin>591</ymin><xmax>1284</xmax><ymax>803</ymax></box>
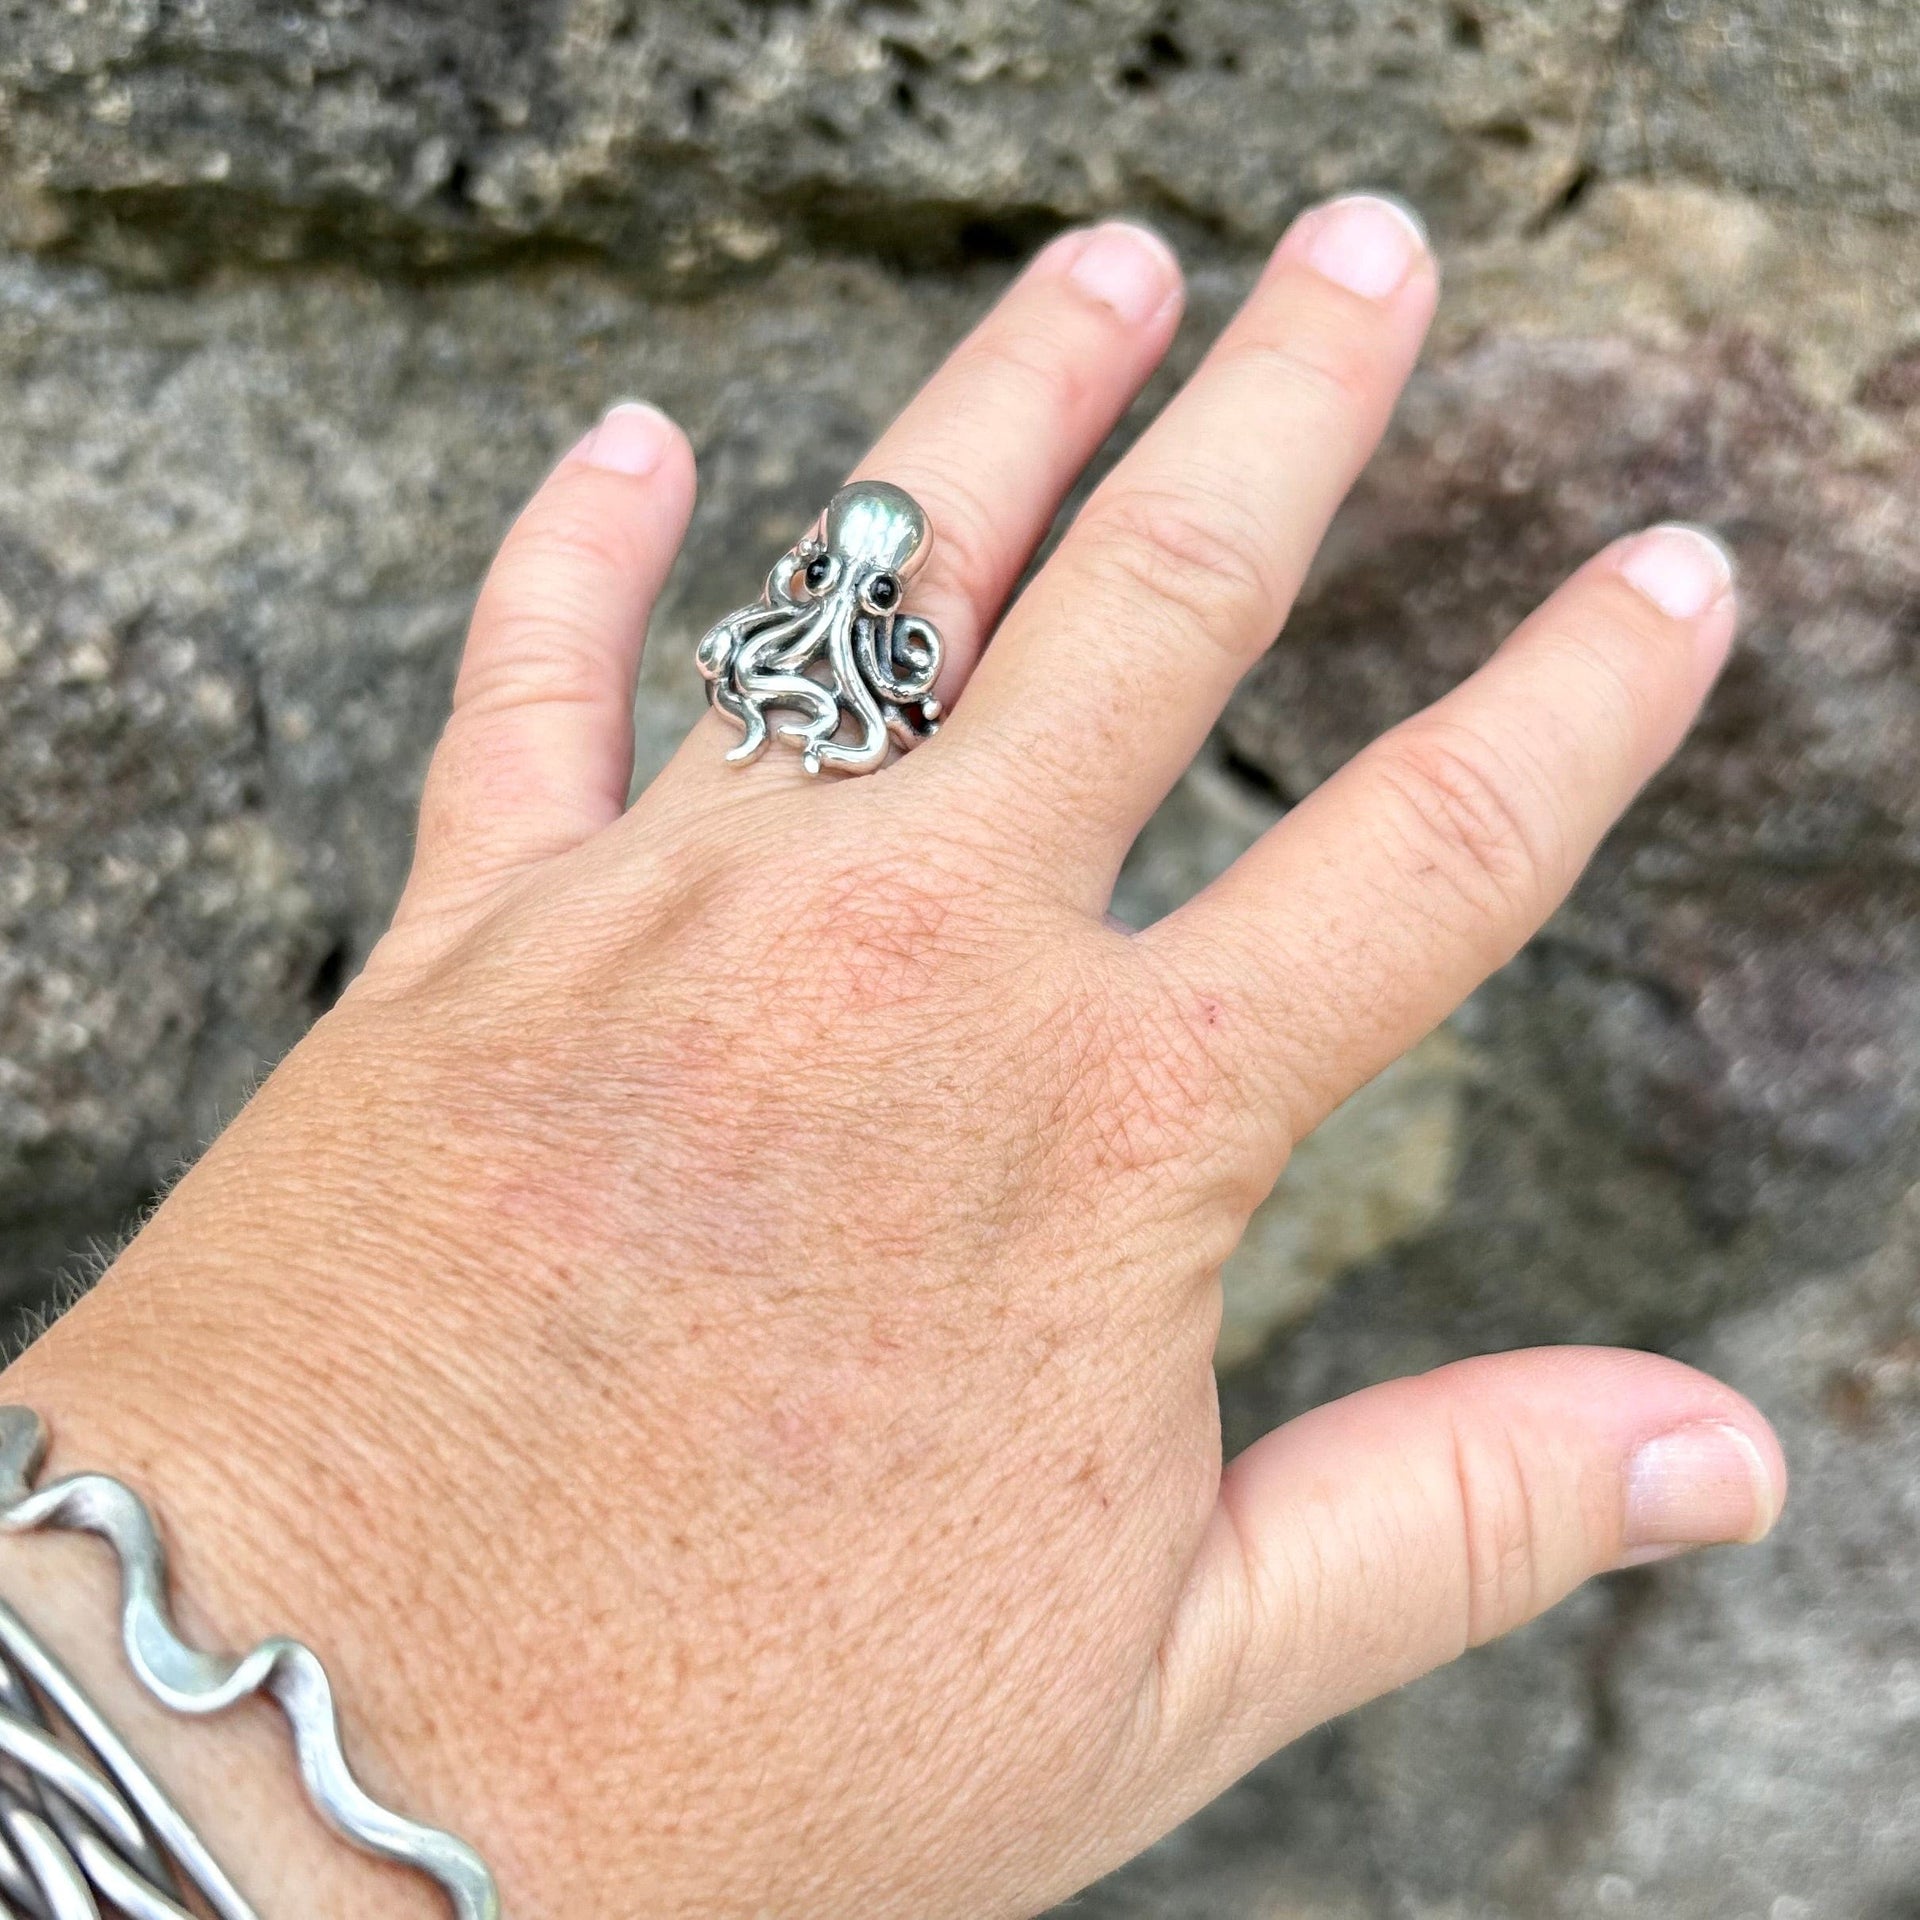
<box><xmin>0</xmin><ymin>209</ymin><xmax>1780</xmax><ymax>1920</ymax></box>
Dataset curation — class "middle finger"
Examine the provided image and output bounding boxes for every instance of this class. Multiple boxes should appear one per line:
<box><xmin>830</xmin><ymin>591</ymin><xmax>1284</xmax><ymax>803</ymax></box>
<box><xmin>940</xmin><ymin>195</ymin><xmax>1438</xmax><ymax>903</ymax></box>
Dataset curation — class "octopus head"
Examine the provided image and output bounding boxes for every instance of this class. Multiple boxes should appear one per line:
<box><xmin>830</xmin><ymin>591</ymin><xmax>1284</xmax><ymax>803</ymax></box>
<box><xmin>800</xmin><ymin>482</ymin><xmax>932</xmax><ymax>618</ymax></box>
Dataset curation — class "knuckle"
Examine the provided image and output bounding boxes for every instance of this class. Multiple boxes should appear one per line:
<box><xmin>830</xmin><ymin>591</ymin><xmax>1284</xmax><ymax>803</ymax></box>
<box><xmin>963</xmin><ymin>319</ymin><xmax>1101</xmax><ymax>431</ymax></box>
<box><xmin>1228</xmin><ymin>321</ymin><xmax>1386</xmax><ymax>425</ymax></box>
<box><xmin>1075</xmin><ymin>483</ymin><xmax>1282</xmax><ymax>657</ymax></box>
<box><xmin>1088</xmin><ymin>1036</ymin><xmax>1213</xmax><ymax>1186</ymax></box>
<box><xmin>461</xmin><ymin>497</ymin><xmax>642</xmax><ymax>713</ymax></box>
<box><xmin>1542</xmin><ymin>616</ymin><xmax>1669</xmax><ymax>758</ymax></box>
<box><xmin>771</xmin><ymin>842</ymin><xmax>991</xmax><ymax>1017</ymax></box>
<box><xmin>493</xmin><ymin>480</ymin><xmax>650</xmax><ymax>601</ymax></box>
<box><xmin>1368</xmin><ymin>720</ymin><xmax>1553</xmax><ymax>927</ymax></box>
<box><xmin>817</xmin><ymin>872</ymin><xmax>954</xmax><ymax>1009</ymax></box>
<box><xmin>457</xmin><ymin>606</ymin><xmax>609</xmax><ymax>714</ymax></box>
<box><xmin>1449</xmin><ymin>1415</ymin><xmax>1545</xmax><ymax>1648</ymax></box>
<box><xmin>1136</xmin><ymin>970</ymin><xmax>1260</xmax><ymax>1169</ymax></box>
<box><xmin>1048</xmin><ymin>964</ymin><xmax>1230</xmax><ymax>1192</ymax></box>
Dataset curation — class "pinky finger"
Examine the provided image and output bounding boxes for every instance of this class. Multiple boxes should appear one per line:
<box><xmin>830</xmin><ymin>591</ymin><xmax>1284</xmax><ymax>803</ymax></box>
<box><xmin>394</xmin><ymin>403</ymin><xmax>696</xmax><ymax>942</ymax></box>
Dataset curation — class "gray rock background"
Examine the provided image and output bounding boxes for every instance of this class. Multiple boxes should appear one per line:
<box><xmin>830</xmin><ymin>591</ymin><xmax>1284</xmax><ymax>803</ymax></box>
<box><xmin>2</xmin><ymin>1</ymin><xmax>1917</xmax><ymax>1911</ymax></box>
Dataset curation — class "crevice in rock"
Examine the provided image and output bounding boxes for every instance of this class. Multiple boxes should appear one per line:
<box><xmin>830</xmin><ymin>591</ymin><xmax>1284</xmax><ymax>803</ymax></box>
<box><xmin>1526</xmin><ymin>1568</ymin><xmax>1664</xmax><ymax>1870</ymax></box>
<box><xmin>1476</xmin><ymin>117</ymin><xmax>1537</xmax><ymax>150</ymax></box>
<box><xmin>774</xmin><ymin>185</ymin><xmax>1072</xmax><ymax>274</ymax></box>
<box><xmin>1526</xmin><ymin>153</ymin><xmax>1597</xmax><ymax>238</ymax></box>
<box><xmin>304</xmin><ymin>938</ymin><xmax>351</xmax><ymax>1019</ymax></box>
<box><xmin>1526</xmin><ymin>0</ymin><xmax>1653</xmax><ymax>233</ymax></box>
<box><xmin>1213</xmin><ymin>739</ymin><xmax>1299</xmax><ymax>811</ymax></box>
<box><xmin>437</xmin><ymin>154</ymin><xmax>477</xmax><ymax>215</ymax></box>
<box><xmin>22</xmin><ymin>183</ymin><xmax>644</xmax><ymax>288</ymax></box>
<box><xmin>1116</xmin><ymin>16</ymin><xmax>1191</xmax><ymax>97</ymax></box>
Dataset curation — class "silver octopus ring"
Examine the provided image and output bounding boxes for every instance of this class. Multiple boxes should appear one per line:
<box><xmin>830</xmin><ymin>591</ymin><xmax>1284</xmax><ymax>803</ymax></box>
<box><xmin>696</xmin><ymin>481</ymin><xmax>943</xmax><ymax>776</ymax></box>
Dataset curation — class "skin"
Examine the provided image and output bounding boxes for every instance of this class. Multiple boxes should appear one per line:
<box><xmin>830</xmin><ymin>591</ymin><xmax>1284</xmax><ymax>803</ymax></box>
<box><xmin>0</xmin><ymin>199</ymin><xmax>1785</xmax><ymax>1918</ymax></box>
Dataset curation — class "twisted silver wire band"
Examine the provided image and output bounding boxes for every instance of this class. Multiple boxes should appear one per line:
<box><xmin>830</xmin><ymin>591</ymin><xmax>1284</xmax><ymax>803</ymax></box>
<box><xmin>0</xmin><ymin>1592</ymin><xmax>251</xmax><ymax>1919</ymax></box>
<box><xmin>0</xmin><ymin>1406</ymin><xmax>501</xmax><ymax>1919</ymax></box>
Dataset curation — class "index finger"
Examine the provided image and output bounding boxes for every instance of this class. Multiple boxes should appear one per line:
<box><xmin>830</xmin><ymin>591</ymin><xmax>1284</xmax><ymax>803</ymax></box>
<box><xmin>1145</xmin><ymin>526</ymin><xmax>1738</xmax><ymax>1158</ymax></box>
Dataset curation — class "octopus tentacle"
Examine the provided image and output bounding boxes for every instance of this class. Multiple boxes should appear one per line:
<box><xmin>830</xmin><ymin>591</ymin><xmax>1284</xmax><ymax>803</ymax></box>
<box><xmin>857</xmin><ymin>611</ymin><xmax>942</xmax><ymax>749</ymax></box>
<box><xmin>764</xmin><ymin>606</ymin><xmax>834</xmax><ymax>675</ymax></box>
<box><xmin>805</xmin><ymin>602</ymin><xmax>891</xmax><ymax>774</ymax></box>
<box><xmin>857</xmin><ymin>611</ymin><xmax>941</xmax><ymax>707</ymax></box>
<box><xmin>765</xmin><ymin>540</ymin><xmax>819</xmax><ymax>611</ymax></box>
<box><xmin>699</xmin><ymin>600</ymin><xmax>834</xmax><ymax>763</ymax></box>
<box><xmin>696</xmin><ymin>608</ymin><xmax>769</xmax><ymax>754</ymax></box>
<box><xmin>733</xmin><ymin>602</ymin><xmax>838</xmax><ymax>759</ymax></box>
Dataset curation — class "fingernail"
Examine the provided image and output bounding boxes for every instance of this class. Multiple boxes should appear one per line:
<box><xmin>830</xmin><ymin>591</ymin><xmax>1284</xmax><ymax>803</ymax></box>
<box><xmin>580</xmin><ymin>401</ymin><xmax>673</xmax><ymax>477</ymax></box>
<box><xmin>1621</xmin><ymin>1421</ymin><xmax>1779</xmax><ymax>1564</ymax></box>
<box><xmin>1066</xmin><ymin>221</ymin><xmax>1182</xmax><ymax>326</ymax></box>
<box><xmin>1615</xmin><ymin>524</ymin><xmax>1735</xmax><ymax>620</ymax></box>
<box><xmin>1287</xmin><ymin>193</ymin><xmax>1428</xmax><ymax>301</ymax></box>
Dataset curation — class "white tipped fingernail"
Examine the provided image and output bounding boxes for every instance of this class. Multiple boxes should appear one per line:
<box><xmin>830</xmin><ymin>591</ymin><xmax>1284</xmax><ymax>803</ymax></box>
<box><xmin>1616</xmin><ymin>524</ymin><xmax>1736</xmax><ymax>620</ymax></box>
<box><xmin>1286</xmin><ymin>194</ymin><xmax>1429</xmax><ymax>301</ymax></box>
<box><xmin>1620</xmin><ymin>1420</ymin><xmax>1780</xmax><ymax>1564</ymax></box>
<box><xmin>580</xmin><ymin>401</ymin><xmax>673</xmax><ymax>477</ymax></box>
<box><xmin>1065</xmin><ymin>221</ymin><xmax>1182</xmax><ymax>326</ymax></box>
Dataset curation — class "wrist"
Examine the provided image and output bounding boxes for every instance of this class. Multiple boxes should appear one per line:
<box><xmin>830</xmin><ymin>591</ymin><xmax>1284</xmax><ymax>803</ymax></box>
<box><xmin>0</xmin><ymin>1376</ymin><xmax>457</xmax><ymax>1919</ymax></box>
<box><xmin>0</xmin><ymin>1072</ymin><xmax>531</xmax><ymax>1914</ymax></box>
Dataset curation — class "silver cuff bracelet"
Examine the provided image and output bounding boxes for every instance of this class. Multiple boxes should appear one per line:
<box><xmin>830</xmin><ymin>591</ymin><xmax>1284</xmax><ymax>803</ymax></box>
<box><xmin>0</xmin><ymin>1406</ymin><xmax>500</xmax><ymax>1919</ymax></box>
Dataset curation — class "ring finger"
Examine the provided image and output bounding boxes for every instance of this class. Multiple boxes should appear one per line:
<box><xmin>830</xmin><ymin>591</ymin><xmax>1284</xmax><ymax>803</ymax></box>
<box><xmin>668</xmin><ymin>221</ymin><xmax>1185</xmax><ymax>789</ymax></box>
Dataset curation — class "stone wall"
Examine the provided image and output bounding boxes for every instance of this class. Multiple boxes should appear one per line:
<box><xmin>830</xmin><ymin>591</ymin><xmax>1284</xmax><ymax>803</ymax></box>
<box><xmin>3</xmin><ymin>3</ymin><xmax>1917</xmax><ymax>1912</ymax></box>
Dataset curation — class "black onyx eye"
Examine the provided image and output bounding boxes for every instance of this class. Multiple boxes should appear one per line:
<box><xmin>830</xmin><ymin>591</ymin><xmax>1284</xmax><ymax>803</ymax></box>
<box><xmin>868</xmin><ymin>573</ymin><xmax>900</xmax><ymax>610</ymax></box>
<box><xmin>804</xmin><ymin>553</ymin><xmax>834</xmax><ymax>591</ymax></box>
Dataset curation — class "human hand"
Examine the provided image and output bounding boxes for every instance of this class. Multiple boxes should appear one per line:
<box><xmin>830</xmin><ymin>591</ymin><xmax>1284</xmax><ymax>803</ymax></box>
<box><xmin>2</xmin><ymin>195</ymin><xmax>1783</xmax><ymax>1919</ymax></box>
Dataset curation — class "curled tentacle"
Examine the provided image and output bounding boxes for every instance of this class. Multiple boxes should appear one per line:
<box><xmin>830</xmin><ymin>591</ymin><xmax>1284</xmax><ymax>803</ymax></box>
<box><xmin>862</xmin><ymin>611</ymin><xmax>940</xmax><ymax>706</ymax></box>
<box><xmin>698</xmin><ymin>598</ymin><xmax>832</xmax><ymax>764</ymax></box>
<box><xmin>857</xmin><ymin>611</ymin><xmax>943</xmax><ymax>751</ymax></box>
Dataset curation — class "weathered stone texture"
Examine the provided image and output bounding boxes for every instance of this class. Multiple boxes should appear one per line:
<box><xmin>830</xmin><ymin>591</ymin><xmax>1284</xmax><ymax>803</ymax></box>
<box><xmin>1598</xmin><ymin>0</ymin><xmax>1920</xmax><ymax>217</ymax></box>
<box><xmin>1</xmin><ymin>0</ymin><xmax>1618</xmax><ymax>273</ymax></box>
<box><xmin>2</xmin><ymin>3</ymin><xmax>1916</xmax><ymax>1913</ymax></box>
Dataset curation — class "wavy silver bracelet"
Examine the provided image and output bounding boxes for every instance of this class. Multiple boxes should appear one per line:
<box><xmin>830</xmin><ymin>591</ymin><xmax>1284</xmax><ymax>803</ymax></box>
<box><xmin>0</xmin><ymin>1405</ymin><xmax>500</xmax><ymax>1919</ymax></box>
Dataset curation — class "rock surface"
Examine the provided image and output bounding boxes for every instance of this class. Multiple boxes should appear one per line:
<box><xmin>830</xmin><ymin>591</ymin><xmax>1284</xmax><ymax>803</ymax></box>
<box><xmin>2</xmin><ymin>4</ymin><xmax>1917</xmax><ymax>1913</ymax></box>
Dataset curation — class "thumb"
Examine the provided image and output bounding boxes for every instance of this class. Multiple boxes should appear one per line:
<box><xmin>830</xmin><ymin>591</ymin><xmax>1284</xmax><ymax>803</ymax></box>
<box><xmin>1144</xmin><ymin>1347</ymin><xmax>1785</xmax><ymax>1817</ymax></box>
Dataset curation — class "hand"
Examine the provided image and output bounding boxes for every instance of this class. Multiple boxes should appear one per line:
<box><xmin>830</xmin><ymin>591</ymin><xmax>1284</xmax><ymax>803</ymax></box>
<box><xmin>1</xmin><ymin>196</ymin><xmax>1783</xmax><ymax>1919</ymax></box>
